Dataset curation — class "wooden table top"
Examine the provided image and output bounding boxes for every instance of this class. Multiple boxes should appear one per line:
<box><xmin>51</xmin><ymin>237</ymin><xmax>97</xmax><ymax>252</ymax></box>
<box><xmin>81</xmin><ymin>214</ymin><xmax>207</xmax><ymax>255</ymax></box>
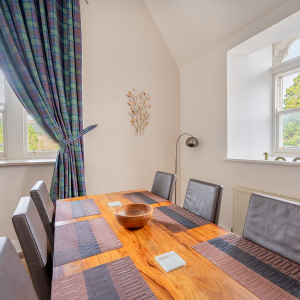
<box><xmin>53</xmin><ymin>189</ymin><xmax>259</xmax><ymax>300</ymax></box>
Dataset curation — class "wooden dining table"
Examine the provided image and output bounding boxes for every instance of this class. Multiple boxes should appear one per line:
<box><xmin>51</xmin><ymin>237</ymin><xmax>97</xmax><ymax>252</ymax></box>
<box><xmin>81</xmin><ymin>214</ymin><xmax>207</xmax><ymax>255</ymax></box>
<box><xmin>53</xmin><ymin>189</ymin><xmax>259</xmax><ymax>300</ymax></box>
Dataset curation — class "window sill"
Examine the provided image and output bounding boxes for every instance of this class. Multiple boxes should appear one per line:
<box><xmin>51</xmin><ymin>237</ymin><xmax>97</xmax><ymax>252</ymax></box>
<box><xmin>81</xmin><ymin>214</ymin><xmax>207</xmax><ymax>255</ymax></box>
<box><xmin>226</xmin><ymin>157</ymin><xmax>300</xmax><ymax>166</ymax></box>
<box><xmin>0</xmin><ymin>158</ymin><xmax>56</xmax><ymax>167</ymax></box>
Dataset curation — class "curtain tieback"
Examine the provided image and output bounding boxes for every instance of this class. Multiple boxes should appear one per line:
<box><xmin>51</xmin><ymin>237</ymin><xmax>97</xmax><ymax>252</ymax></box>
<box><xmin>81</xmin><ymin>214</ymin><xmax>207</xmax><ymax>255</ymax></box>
<box><xmin>58</xmin><ymin>124</ymin><xmax>98</xmax><ymax>148</ymax></box>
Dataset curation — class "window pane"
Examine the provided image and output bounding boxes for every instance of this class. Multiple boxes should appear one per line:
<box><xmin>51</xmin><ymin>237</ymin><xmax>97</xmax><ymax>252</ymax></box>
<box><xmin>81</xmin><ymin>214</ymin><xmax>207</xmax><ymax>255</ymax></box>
<box><xmin>282</xmin><ymin>112</ymin><xmax>300</xmax><ymax>146</ymax></box>
<box><xmin>283</xmin><ymin>39</ymin><xmax>300</xmax><ymax>62</ymax></box>
<box><xmin>0</xmin><ymin>113</ymin><xmax>3</xmax><ymax>152</ymax></box>
<box><xmin>282</xmin><ymin>72</ymin><xmax>300</xmax><ymax>109</ymax></box>
<box><xmin>27</xmin><ymin>115</ymin><xmax>59</xmax><ymax>152</ymax></box>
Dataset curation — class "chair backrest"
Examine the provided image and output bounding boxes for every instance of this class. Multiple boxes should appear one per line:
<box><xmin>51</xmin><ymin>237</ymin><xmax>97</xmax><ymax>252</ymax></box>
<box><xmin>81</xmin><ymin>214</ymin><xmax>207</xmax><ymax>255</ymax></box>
<box><xmin>183</xmin><ymin>179</ymin><xmax>223</xmax><ymax>224</ymax></box>
<box><xmin>12</xmin><ymin>197</ymin><xmax>52</xmax><ymax>300</ymax></box>
<box><xmin>0</xmin><ymin>237</ymin><xmax>38</xmax><ymax>300</ymax></box>
<box><xmin>151</xmin><ymin>171</ymin><xmax>176</xmax><ymax>201</ymax></box>
<box><xmin>30</xmin><ymin>181</ymin><xmax>55</xmax><ymax>252</ymax></box>
<box><xmin>243</xmin><ymin>193</ymin><xmax>300</xmax><ymax>265</ymax></box>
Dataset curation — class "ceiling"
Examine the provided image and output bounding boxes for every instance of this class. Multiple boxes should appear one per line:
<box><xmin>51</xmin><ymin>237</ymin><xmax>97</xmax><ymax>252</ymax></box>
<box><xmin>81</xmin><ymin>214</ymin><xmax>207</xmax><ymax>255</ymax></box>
<box><xmin>144</xmin><ymin>0</ymin><xmax>289</xmax><ymax>68</ymax></box>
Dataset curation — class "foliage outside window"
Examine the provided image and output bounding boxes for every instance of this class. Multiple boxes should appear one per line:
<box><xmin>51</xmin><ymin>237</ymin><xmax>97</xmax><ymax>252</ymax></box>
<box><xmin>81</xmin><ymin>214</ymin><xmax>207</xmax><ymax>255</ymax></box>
<box><xmin>26</xmin><ymin>114</ymin><xmax>59</xmax><ymax>153</ymax></box>
<box><xmin>280</xmin><ymin>72</ymin><xmax>300</xmax><ymax>147</ymax></box>
<box><xmin>273</xmin><ymin>60</ymin><xmax>300</xmax><ymax>155</ymax></box>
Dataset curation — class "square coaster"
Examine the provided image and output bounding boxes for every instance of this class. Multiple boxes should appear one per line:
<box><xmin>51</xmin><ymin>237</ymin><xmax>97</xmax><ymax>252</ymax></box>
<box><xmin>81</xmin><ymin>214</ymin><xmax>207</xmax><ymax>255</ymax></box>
<box><xmin>108</xmin><ymin>201</ymin><xmax>122</xmax><ymax>207</ymax></box>
<box><xmin>155</xmin><ymin>251</ymin><xmax>186</xmax><ymax>272</ymax></box>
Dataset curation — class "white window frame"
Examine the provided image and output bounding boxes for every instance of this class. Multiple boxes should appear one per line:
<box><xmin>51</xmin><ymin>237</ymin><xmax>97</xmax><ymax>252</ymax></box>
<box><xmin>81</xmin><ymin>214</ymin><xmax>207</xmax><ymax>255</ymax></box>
<box><xmin>271</xmin><ymin>56</ymin><xmax>300</xmax><ymax>156</ymax></box>
<box><xmin>23</xmin><ymin>109</ymin><xmax>58</xmax><ymax>159</ymax></box>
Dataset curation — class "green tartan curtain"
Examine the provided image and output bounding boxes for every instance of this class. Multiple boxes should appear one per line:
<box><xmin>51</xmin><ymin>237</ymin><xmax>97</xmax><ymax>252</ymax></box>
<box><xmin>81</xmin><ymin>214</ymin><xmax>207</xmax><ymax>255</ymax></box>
<box><xmin>0</xmin><ymin>0</ymin><xmax>97</xmax><ymax>200</ymax></box>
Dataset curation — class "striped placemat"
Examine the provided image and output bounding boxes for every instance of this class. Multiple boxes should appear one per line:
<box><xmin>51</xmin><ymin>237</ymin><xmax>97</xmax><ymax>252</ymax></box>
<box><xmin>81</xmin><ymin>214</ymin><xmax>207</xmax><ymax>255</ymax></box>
<box><xmin>55</xmin><ymin>198</ymin><xmax>101</xmax><ymax>222</ymax></box>
<box><xmin>192</xmin><ymin>233</ymin><xmax>300</xmax><ymax>300</ymax></box>
<box><xmin>53</xmin><ymin>218</ymin><xmax>123</xmax><ymax>267</ymax></box>
<box><xmin>152</xmin><ymin>204</ymin><xmax>210</xmax><ymax>233</ymax></box>
<box><xmin>123</xmin><ymin>191</ymin><xmax>167</xmax><ymax>204</ymax></box>
<box><xmin>51</xmin><ymin>256</ymin><xmax>157</xmax><ymax>300</ymax></box>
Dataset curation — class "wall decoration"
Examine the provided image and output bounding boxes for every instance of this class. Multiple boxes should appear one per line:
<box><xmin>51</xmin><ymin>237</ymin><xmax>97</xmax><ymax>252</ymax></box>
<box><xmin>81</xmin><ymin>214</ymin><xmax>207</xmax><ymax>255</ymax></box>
<box><xmin>126</xmin><ymin>89</ymin><xmax>151</xmax><ymax>136</ymax></box>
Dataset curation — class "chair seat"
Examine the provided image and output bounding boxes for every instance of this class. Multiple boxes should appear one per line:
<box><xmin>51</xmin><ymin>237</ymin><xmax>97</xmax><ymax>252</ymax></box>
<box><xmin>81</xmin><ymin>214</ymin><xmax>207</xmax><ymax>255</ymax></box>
<box><xmin>183</xmin><ymin>179</ymin><xmax>223</xmax><ymax>224</ymax></box>
<box><xmin>243</xmin><ymin>193</ymin><xmax>300</xmax><ymax>265</ymax></box>
<box><xmin>12</xmin><ymin>197</ymin><xmax>52</xmax><ymax>300</ymax></box>
<box><xmin>151</xmin><ymin>171</ymin><xmax>176</xmax><ymax>201</ymax></box>
<box><xmin>0</xmin><ymin>237</ymin><xmax>38</xmax><ymax>300</ymax></box>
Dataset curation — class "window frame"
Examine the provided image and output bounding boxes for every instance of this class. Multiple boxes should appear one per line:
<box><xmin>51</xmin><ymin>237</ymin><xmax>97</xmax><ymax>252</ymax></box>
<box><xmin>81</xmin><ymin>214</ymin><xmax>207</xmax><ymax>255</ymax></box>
<box><xmin>271</xmin><ymin>56</ymin><xmax>300</xmax><ymax>156</ymax></box>
<box><xmin>23</xmin><ymin>109</ymin><xmax>58</xmax><ymax>159</ymax></box>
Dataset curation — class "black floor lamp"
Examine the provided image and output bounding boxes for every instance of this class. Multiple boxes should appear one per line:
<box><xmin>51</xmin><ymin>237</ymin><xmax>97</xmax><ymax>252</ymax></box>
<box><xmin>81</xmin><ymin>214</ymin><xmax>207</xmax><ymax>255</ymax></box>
<box><xmin>175</xmin><ymin>133</ymin><xmax>198</xmax><ymax>204</ymax></box>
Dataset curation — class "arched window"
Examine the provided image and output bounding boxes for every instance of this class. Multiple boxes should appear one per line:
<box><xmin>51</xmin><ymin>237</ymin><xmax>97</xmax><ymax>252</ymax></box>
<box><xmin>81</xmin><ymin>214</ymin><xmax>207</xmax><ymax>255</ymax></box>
<box><xmin>273</xmin><ymin>32</ymin><xmax>300</xmax><ymax>66</ymax></box>
<box><xmin>283</xmin><ymin>38</ymin><xmax>300</xmax><ymax>62</ymax></box>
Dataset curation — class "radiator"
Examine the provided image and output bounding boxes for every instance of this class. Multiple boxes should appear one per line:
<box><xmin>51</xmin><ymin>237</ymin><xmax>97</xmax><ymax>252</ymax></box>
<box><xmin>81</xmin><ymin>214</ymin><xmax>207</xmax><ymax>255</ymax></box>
<box><xmin>233</xmin><ymin>186</ymin><xmax>300</xmax><ymax>236</ymax></box>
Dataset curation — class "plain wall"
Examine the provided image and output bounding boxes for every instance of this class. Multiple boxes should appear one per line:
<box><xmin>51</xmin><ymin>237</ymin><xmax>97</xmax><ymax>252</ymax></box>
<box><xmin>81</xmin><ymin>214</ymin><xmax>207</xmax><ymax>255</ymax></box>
<box><xmin>0</xmin><ymin>165</ymin><xmax>53</xmax><ymax>251</ymax></box>
<box><xmin>80</xmin><ymin>0</ymin><xmax>180</xmax><ymax>196</ymax></box>
<box><xmin>227</xmin><ymin>45</ymin><xmax>273</xmax><ymax>158</ymax></box>
<box><xmin>180</xmin><ymin>1</ymin><xmax>300</xmax><ymax>230</ymax></box>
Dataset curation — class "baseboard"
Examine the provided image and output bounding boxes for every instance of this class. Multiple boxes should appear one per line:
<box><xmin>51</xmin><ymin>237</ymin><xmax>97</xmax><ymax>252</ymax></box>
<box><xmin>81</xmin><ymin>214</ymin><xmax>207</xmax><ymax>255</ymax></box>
<box><xmin>11</xmin><ymin>239</ymin><xmax>22</xmax><ymax>253</ymax></box>
<box><xmin>218</xmin><ymin>223</ymin><xmax>232</xmax><ymax>232</ymax></box>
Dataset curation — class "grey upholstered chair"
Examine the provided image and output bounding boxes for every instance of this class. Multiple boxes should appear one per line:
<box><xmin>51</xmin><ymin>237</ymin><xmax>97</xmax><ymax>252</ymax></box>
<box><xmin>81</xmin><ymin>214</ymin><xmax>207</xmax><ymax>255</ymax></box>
<box><xmin>12</xmin><ymin>197</ymin><xmax>52</xmax><ymax>300</ymax></box>
<box><xmin>30</xmin><ymin>181</ymin><xmax>55</xmax><ymax>252</ymax></box>
<box><xmin>243</xmin><ymin>193</ymin><xmax>300</xmax><ymax>265</ymax></box>
<box><xmin>151</xmin><ymin>171</ymin><xmax>176</xmax><ymax>201</ymax></box>
<box><xmin>183</xmin><ymin>179</ymin><xmax>223</xmax><ymax>224</ymax></box>
<box><xmin>0</xmin><ymin>237</ymin><xmax>38</xmax><ymax>300</ymax></box>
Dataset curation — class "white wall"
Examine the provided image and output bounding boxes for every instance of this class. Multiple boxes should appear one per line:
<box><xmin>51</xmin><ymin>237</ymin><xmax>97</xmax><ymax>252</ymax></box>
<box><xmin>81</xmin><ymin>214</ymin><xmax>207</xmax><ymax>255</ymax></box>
<box><xmin>0</xmin><ymin>165</ymin><xmax>53</xmax><ymax>251</ymax></box>
<box><xmin>180</xmin><ymin>1</ymin><xmax>300</xmax><ymax>230</ymax></box>
<box><xmin>80</xmin><ymin>0</ymin><xmax>180</xmax><ymax>196</ymax></box>
<box><xmin>227</xmin><ymin>45</ymin><xmax>273</xmax><ymax>158</ymax></box>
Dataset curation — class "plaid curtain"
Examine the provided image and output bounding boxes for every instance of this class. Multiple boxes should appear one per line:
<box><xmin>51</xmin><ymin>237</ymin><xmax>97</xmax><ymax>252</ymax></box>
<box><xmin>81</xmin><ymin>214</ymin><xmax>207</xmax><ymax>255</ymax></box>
<box><xmin>0</xmin><ymin>0</ymin><xmax>97</xmax><ymax>200</ymax></box>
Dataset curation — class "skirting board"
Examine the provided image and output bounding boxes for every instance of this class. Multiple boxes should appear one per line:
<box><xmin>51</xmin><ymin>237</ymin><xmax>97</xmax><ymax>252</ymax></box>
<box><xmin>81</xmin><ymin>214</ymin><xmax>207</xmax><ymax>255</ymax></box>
<box><xmin>218</xmin><ymin>223</ymin><xmax>231</xmax><ymax>232</ymax></box>
<box><xmin>11</xmin><ymin>239</ymin><xmax>22</xmax><ymax>253</ymax></box>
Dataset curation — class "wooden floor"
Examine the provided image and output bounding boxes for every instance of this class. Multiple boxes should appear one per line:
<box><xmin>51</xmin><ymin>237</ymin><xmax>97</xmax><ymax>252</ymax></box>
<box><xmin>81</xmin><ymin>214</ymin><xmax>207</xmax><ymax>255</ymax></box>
<box><xmin>18</xmin><ymin>252</ymin><xmax>31</xmax><ymax>279</ymax></box>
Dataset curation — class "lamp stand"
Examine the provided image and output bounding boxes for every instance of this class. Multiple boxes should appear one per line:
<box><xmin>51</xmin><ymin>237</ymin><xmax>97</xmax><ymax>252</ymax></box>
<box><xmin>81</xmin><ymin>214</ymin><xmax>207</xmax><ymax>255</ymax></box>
<box><xmin>175</xmin><ymin>133</ymin><xmax>193</xmax><ymax>205</ymax></box>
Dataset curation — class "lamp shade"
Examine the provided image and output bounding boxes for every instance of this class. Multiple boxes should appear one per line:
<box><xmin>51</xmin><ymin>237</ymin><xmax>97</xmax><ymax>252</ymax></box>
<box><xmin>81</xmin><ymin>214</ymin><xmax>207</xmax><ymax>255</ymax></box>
<box><xmin>186</xmin><ymin>136</ymin><xmax>198</xmax><ymax>148</ymax></box>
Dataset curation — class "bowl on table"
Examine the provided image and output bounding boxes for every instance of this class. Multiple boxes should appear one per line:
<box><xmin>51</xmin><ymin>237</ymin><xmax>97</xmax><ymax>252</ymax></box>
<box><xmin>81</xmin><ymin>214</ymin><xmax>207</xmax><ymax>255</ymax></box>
<box><xmin>114</xmin><ymin>203</ymin><xmax>153</xmax><ymax>229</ymax></box>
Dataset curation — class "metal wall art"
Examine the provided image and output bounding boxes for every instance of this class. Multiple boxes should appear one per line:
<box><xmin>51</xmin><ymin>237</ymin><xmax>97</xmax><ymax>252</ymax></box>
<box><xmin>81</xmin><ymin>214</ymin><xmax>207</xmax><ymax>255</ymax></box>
<box><xmin>126</xmin><ymin>89</ymin><xmax>151</xmax><ymax>136</ymax></box>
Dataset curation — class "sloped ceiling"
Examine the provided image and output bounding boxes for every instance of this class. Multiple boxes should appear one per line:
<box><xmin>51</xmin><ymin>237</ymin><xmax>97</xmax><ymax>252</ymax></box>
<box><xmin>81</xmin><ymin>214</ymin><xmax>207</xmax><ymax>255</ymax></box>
<box><xmin>144</xmin><ymin>0</ymin><xmax>289</xmax><ymax>68</ymax></box>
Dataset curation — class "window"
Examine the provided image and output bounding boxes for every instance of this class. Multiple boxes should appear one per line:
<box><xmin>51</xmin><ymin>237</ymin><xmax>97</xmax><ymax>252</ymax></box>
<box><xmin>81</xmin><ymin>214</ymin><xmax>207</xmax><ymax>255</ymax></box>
<box><xmin>23</xmin><ymin>111</ymin><xmax>58</xmax><ymax>158</ymax></box>
<box><xmin>283</xmin><ymin>38</ymin><xmax>300</xmax><ymax>62</ymax></box>
<box><xmin>273</xmin><ymin>60</ymin><xmax>300</xmax><ymax>155</ymax></box>
<box><xmin>0</xmin><ymin>71</ymin><xmax>58</xmax><ymax>160</ymax></box>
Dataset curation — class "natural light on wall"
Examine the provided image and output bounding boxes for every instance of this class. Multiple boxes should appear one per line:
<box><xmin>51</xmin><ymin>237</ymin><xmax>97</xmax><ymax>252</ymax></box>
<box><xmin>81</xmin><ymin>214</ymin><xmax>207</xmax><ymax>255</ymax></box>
<box><xmin>227</xmin><ymin>13</ymin><xmax>300</xmax><ymax>164</ymax></box>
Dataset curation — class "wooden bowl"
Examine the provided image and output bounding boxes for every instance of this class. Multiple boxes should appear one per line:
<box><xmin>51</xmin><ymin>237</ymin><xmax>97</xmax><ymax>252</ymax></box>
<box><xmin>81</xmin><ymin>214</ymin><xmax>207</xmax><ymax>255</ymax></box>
<box><xmin>114</xmin><ymin>203</ymin><xmax>153</xmax><ymax>229</ymax></box>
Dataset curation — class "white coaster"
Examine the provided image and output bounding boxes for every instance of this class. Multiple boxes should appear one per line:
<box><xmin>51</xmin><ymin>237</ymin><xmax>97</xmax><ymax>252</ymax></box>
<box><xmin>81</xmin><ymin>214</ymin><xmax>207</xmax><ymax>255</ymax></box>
<box><xmin>155</xmin><ymin>251</ymin><xmax>186</xmax><ymax>272</ymax></box>
<box><xmin>108</xmin><ymin>201</ymin><xmax>122</xmax><ymax>207</ymax></box>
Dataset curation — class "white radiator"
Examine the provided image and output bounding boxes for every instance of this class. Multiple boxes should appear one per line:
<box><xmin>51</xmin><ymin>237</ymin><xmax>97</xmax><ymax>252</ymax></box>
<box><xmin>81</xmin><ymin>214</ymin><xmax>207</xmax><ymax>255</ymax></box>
<box><xmin>233</xmin><ymin>186</ymin><xmax>300</xmax><ymax>236</ymax></box>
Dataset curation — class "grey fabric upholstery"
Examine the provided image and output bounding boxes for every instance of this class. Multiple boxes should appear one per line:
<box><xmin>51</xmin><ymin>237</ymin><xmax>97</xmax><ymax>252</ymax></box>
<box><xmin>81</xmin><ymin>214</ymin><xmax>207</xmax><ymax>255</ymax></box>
<box><xmin>151</xmin><ymin>171</ymin><xmax>176</xmax><ymax>201</ymax></box>
<box><xmin>183</xmin><ymin>179</ymin><xmax>223</xmax><ymax>224</ymax></box>
<box><xmin>30</xmin><ymin>181</ymin><xmax>55</xmax><ymax>252</ymax></box>
<box><xmin>12</xmin><ymin>197</ymin><xmax>52</xmax><ymax>300</ymax></box>
<box><xmin>243</xmin><ymin>193</ymin><xmax>300</xmax><ymax>265</ymax></box>
<box><xmin>0</xmin><ymin>237</ymin><xmax>38</xmax><ymax>300</ymax></box>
